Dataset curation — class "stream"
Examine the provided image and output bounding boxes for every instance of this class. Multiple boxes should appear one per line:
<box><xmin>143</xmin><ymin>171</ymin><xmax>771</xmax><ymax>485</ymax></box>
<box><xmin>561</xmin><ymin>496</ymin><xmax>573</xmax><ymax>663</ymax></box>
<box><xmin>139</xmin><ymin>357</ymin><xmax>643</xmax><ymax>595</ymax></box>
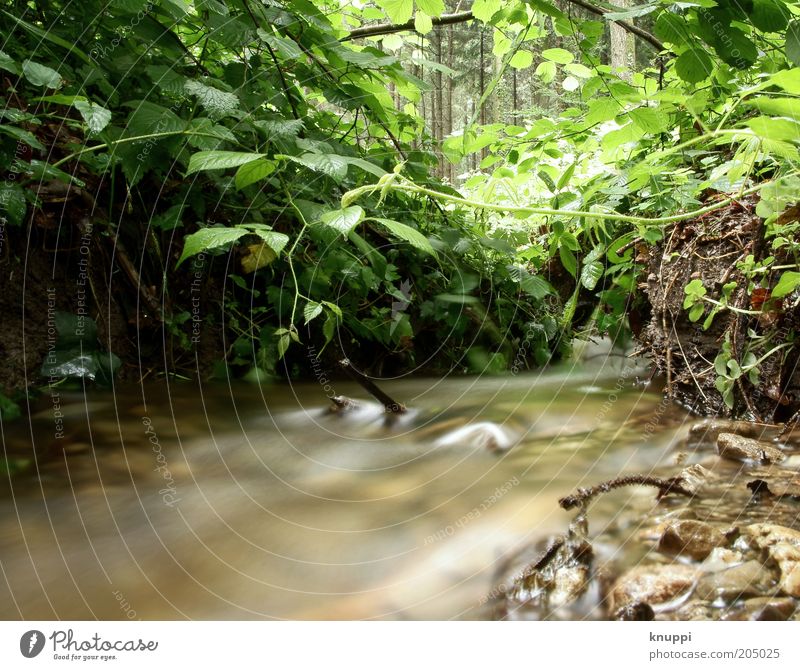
<box><xmin>0</xmin><ymin>350</ymin><xmax>694</xmax><ymax>620</ymax></box>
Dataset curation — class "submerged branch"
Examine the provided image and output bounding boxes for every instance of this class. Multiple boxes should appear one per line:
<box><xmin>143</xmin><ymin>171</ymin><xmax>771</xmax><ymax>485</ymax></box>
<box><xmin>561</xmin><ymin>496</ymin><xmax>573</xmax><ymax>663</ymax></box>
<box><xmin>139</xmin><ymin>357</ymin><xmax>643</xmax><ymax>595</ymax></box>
<box><xmin>339</xmin><ymin>359</ymin><xmax>406</xmax><ymax>413</ymax></box>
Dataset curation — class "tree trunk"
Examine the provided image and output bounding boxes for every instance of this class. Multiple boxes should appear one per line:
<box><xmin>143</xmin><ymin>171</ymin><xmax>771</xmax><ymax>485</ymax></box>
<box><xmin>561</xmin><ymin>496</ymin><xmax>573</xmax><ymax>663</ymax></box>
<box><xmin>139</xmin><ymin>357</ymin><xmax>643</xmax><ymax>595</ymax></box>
<box><xmin>610</xmin><ymin>0</ymin><xmax>635</xmax><ymax>80</ymax></box>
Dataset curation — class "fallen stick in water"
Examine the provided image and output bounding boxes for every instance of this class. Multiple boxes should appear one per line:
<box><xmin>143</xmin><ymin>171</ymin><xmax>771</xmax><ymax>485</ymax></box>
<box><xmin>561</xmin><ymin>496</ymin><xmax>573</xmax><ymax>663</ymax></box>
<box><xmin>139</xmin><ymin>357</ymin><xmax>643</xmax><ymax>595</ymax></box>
<box><xmin>339</xmin><ymin>359</ymin><xmax>406</xmax><ymax>413</ymax></box>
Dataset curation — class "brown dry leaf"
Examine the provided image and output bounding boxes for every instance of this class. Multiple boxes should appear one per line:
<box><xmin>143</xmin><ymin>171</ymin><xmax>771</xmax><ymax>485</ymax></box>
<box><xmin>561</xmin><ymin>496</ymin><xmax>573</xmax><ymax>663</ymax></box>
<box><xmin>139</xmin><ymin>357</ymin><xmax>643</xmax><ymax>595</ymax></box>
<box><xmin>240</xmin><ymin>242</ymin><xmax>276</xmax><ymax>274</ymax></box>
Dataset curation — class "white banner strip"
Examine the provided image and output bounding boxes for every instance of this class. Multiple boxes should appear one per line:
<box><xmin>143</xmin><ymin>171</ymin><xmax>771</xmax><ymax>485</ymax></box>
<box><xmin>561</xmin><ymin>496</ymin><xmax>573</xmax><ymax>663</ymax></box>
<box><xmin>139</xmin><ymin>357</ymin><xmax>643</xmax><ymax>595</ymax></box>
<box><xmin>1</xmin><ymin>621</ymin><xmax>798</xmax><ymax>669</ymax></box>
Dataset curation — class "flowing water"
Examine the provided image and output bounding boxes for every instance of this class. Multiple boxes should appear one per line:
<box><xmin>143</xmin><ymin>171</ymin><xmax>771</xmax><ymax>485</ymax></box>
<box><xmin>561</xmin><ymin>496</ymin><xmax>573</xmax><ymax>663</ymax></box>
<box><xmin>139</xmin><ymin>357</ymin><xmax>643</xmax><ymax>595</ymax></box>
<box><xmin>0</xmin><ymin>351</ymin><xmax>694</xmax><ymax>620</ymax></box>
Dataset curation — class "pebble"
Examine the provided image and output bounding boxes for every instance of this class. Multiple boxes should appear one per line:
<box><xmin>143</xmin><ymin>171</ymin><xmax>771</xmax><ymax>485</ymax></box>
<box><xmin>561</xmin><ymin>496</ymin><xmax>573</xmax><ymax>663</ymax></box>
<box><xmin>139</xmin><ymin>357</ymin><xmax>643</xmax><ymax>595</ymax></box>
<box><xmin>608</xmin><ymin>564</ymin><xmax>699</xmax><ymax>612</ymax></box>
<box><xmin>742</xmin><ymin>524</ymin><xmax>800</xmax><ymax>597</ymax></box>
<box><xmin>658</xmin><ymin>520</ymin><xmax>728</xmax><ymax>560</ymax></box>
<box><xmin>717</xmin><ymin>433</ymin><xmax>785</xmax><ymax>464</ymax></box>
<box><xmin>721</xmin><ymin>597</ymin><xmax>797</xmax><ymax>621</ymax></box>
<box><xmin>695</xmin><ymin>560</ymin><xmax>775</xmax><ymax>602</ymax></box>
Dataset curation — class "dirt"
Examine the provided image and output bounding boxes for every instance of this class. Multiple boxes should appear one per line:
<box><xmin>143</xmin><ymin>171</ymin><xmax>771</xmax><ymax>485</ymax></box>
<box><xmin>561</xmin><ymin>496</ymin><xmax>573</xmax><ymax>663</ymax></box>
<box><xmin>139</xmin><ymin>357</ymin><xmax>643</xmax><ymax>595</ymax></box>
<box><xmin>637</xmin><ymin>196</ymin><xmax>800</xmax><ymax>422</ymax></box>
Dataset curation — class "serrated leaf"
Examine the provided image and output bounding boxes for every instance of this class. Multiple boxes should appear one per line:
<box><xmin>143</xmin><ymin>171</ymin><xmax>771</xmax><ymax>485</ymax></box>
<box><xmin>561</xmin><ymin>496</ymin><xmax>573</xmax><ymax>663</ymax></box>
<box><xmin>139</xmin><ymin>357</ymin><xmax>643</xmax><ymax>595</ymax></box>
<box><xmin>0</xmin><ymin>50</ymin><xmax>18</xmax><ymax>74</ymax></box>
<box><xmin>320</xmin><ymin>206</ymin><xmax>365</xmax><ymax>236</ymax></box>
<box><xmin>370</xmin><ymin>218</ymin><xmax>436</xmax><ymax>256</ymax></box>
<box><xmin>21</xmin><ymin>60</ymin><xmax>62</xmax><ymax>88</ymax></box>
<box><xmin>73</xmin><ymin>100</ymin><xmax>112</xmax><ymax>134</ymax></box>
<box><xmin>787</xmin><ymin>20</ymin><xmax>800</xmax><ymax>65</ymax></box>
<box><xmin>240</xmin><ymin>242</ymin><xmax>276</xmax><ymax>274</ymax></box>
<box><xmin>752</xmin><ymin>0</ymin><xmax>790</xmax><ymax>33</ymax></box>
<box><xmin>184</xmin><ymin>80</ymin><xmax>240</xmax><ymax>119</ymax></box>
<box><xmin>378</xmin><ymin>0</ymin><xmax>413</xmax><ymax>24</ymax></box>
<box><xmin>580</xmin><ymin>260</ymin><xmax>603</xmax><ymax>290</ymax></box>
<box><xmin>417</xmin><ymin>0</ymin><xmax>444</xmax><ymax>15</ymax></box>
<box><xmin>235</xmin><ymin>159</ymin><xmax>275</xmax><ymax>189</ymax></box>
<box><xmin>282</xmin><ymin>153</ymin><xmax>349</xmax><ymax>182</ymax></box>
<box><xmin>472</xmin><ymin>0</ymin><xmax>502</xmax><ymax>23</ymax></box>
<box><xmin>187</xmin><ymin>151</ymin><xmax>265</xmax><ymax>175</ymax></box>
<box><xmin>675</xmin><ymin>48</ymin><xmax>713</xmax><ymax>83</ymax></box>
<box><xmin>177</xmin><ymin>227</ymin><xmax>247</xmax><ymax>266</ymax></box>
<box><xmin>304</xmin><ymin>301</ymin><xmax>323</xmax><ymax>324</ymax></box>
<box><xmin>245</xmin><ymin>227</ymin><xmax>289</xmax><ymax>255</ymax></box>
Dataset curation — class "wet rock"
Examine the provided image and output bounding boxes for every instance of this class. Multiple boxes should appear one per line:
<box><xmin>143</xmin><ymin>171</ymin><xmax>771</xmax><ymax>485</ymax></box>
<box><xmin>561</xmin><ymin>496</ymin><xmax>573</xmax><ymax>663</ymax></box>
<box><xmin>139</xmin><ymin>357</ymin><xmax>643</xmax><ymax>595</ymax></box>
<box><xmin>673</xmin><ymin>601</ymin><xmax>716</xmax><ymax>621</ymax></box>
<box><xmin>658</xmin><ymin>520</ymin><xmax>728</xmax><ymax>560</ymax></box>
<box><xmin>721</xmin><ymin>597</ymin><xmax>797</xmax><ymax>621</ymax></box>
<box><xmin>701</xmin><ymin>547</ymin><xmax>743</xmax><ymax>572</ymax></box>
<box><xmin>676</xmin><ymin>464</ymin><xmax>711</xmax><ymax>495</ymax></box>
<box><xmin>608</xmin><ymin>564</ymin><xmax>699</xmax><ymax>613</ymax></box>
<box><xmin>613</xmin><ymin>601</ymin><xmax>655</xmax><ymax>621</ymax></box>
<box><xmin>742</xmin><ymin>524</ymin><xmax>800</xmax><ymax>597</ymax></box>
<box><xmin>717</xmin><ymin>433</ymin><xmax>785</xmax><ymax>464</ymax></box>
<box><xmin>695</xmin><ymin>560</ymin><xmax>775</xmax><ymax>602</ymax></box>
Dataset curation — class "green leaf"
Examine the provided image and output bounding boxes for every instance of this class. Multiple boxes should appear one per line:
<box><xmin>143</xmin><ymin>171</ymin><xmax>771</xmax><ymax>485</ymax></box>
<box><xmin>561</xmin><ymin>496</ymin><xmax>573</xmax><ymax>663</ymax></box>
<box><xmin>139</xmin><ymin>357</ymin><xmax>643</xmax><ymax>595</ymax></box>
<box><xmin>72</xmin><ymin>100</ymin><xmax>112</xmax><ymax>134</ymax></box>
<box><xmin>184</xmin><ymin>80</ymin><xmax>240</xmax><ymax>119</ymax></box>
<box><xmin>772</xmin><ymin>271</ymin><xmax>800</xmax><ymax>297</ymax></box>
<box><xmin>282</xmin><ymin>153</ymin><xmax>349</xmax><ymax>182</ymax></box>
<box><xmin>277</xmin><ymin>333</ymin><xmax>291</xmax><ymax>359</ymax></box>
<box><xmin>510</xmin><ymin>50</ymin><xmax>534</xmax><ymax>69</ymax></box>
<box><xmin>416</xmin><ymin>0</ymin><xmax>445</xmax><ymax>15</ymax></box>
<box><xmin>654</xmin><ymin>12</ymin><xmax>691</xmax><ymax>48</ymax></box>
<box><xmin>472</xmin><ymin>0</ymin><xmax>502</xmax><ymax>23</ymax></box>
<box><xmin>370</xmin><ymin>218</ymin><xmax>437</xmax><ymax>256</ymax></box>
<box><xmin>675</xmin><ymin>49</ymin><xmax>713</xmax><ymax>84</ymax></box>
<box><xmin>304</xmin><ymin>301</ymin><xmax>323</xmax><ymax>324</ymax></box>
<box><xmin>629</xmin><ymin>107</ymin><xmax>668</xmax><ymax>133</ymax></box>
<box><xmin>559</xmin><ymin>246</ymin><xmax>577</xmax><ymax>277</ymax></box>
<box><xmin>747</xmin><ymin>96</ymin><xmax>800</xmax><ymax>121</ymax></box>
<box><xmin>751</xmin><ymin>0</ymin><xmax>790</xmax><ymax>33</ymax></box>
<box><xmin>177</xmin><ymin>227</ymin><xmax>247</xmax><ymax>266</ymax></box>
<box><xmin>415</xmin><ymin>11</ymin><xmax>433</xmax><ymax>34</ymax></box>
<box><xmin>21</xmin><ymin>60</ymin><xmax>63</xmax><ymax>88</ymax></box>
<box><xmin>235</xmin><ymin>159</ymin><xmax>275</xmax><ymax>189</ymax></box>
<box><xmin>378</xmin><ymin>0</ymin><xmax>413</xmax><ymax>24</ymax></box>
<box><xmin>320</xmin><ymin>206</ymin><xmax>365</xmax><ymax>236</ymax></box>
<box><xmin>0</xmin><ymin>50</ymin><xmax>18</xmax><ymax>74</ymax></box>
<box><xmin>542</xmin><ymin>48</ymin><xmax>574</xmax><ymax>64</ymax></box>
<box><xmin>187</xmin><ymin>151</ymin><xmax>265</xmax><ymax>175</ymax></box>
<box><xmin>745</xmin><ymin>116</ymin><xmax>800</xmax><ymax>142</ymax></box>
<box><xmin>580</xmin><ymin>260</ymin><xmax>603</xmax><ymax>290</ymax></box>
<box><xmin>535</xmin><ymin>60</ymin><xmax>557</xmax><ymax>83</ymax></box>
<box><xmin>787</xmin><ymin>20</ymin><xmax>800</xmax><ymax>66</ymax></box>
<box><xmin>0</xmin><ymin>183</ymin><xmax>27</xmax><ymax>226</ymax></box>
<box><xmin>241</xmin><ymin>225</ymin><xmax>289</xmax><ymax>255</ymax></box>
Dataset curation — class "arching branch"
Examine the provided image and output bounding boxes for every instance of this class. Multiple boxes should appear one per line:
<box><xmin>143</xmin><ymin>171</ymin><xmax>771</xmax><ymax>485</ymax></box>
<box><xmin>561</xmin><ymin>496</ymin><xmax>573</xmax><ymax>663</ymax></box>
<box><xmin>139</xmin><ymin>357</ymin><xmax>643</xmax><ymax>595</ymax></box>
<box><xmin>343</xmin><ymin>3</ymin><xmax>665</xmax><ymax>53</ymax></box>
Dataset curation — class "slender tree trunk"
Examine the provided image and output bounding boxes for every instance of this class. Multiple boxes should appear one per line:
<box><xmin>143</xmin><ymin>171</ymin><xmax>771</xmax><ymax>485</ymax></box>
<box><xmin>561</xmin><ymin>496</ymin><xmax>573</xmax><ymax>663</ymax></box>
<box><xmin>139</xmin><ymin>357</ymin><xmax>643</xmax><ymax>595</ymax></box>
<box><xmin>610</xmin><ymin>0</ymin><xmax>635</xmax><ymax>80</ymax></box>
<box><xmin>446</xmin><ymin>22</ymin><xmax>454</xmax><ymax>182</ymax></box>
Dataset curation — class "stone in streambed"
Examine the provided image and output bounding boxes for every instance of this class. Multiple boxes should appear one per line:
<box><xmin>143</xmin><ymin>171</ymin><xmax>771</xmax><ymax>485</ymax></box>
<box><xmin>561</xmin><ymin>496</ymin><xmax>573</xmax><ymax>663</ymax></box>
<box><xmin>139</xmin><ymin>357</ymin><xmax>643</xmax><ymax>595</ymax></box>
<box><xmin>608</xmin><ymin>564</ymin><xmax>699</xmax><ymax>613</ymax></box>
<box><xmin>717</xmin><ymin>432</ymin><xmax>785</xmax><ymax>464</ymax></box>
<box><xmin>658</xmin><ymin>520</ymin><xmax>728</xmax><ymax>560</ymax></box>
<box><xmin>742</xmin><ymin>524</ymin><xmax>800</xmax><ymax>597</ymax></box>
<box><xmin>695</xmin><ymin>560</ymin><xmax>775</xmax><ymax>602</ymax></box>
<box><xmin>721</xmin><ymin>597</ymin><xmax>797</xmax><ymax>621</ymax></box>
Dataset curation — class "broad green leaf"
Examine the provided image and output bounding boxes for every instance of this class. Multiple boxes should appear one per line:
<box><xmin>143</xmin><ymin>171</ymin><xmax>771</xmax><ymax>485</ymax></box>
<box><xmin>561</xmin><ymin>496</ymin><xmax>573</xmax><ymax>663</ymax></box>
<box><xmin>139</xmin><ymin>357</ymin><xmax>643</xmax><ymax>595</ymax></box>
<box><xmin>580</xmin><ymin>260</ymin><xmax>603</xmax><ymax>291</ymax></box>
<box><xmin>0</xmin><ymin>50</ymin><xmax>18</xmax><ymax>74</ymax></box>
<box><xmin>257</xmin><ymin>30</ymin><xmax>303</xmax><ymax>60</ymax></box>
<box><xmin>370</xmin><ymin>218</ymin><xmax>436</xmax><ymax>256</ymax></box>
<box><xmin>73</xmin><ymin>100</ymin><xmax>112</xmax><ymax>134</ymax></box>
<box><xmin>415</xmin><ymin>11</ymin><xmax>433</xmax><ymax>33</ymax></box>
<box><xmin>235</xmin><ymin>159</ymin><xmax>275</xmax><ymax>189</ymax></box>
<box><xmin>0</xmin><ymin>183</ymin><xmax>26</xmax><ymax>226</ymax></box>
<box><xmin>416</xmin><ymin>0</ymin><xmax>445</xmax><ymax>15</ymax></box>
<box><xmin>745</xmin><ymin>116</ymin><xmax>800</xmax><ymax>142</ymax></box>
<box><xmin>769</xmin><ymin>68</ymin><xmax>800</xmax><ymax>93</ymax></box>
<box><xmin>177</xmin><ymin>227</ymin><xmax>247</xmax><ymax>266</ymax></box>
<box><xmin>542</xmin><ymin>48</ymin><xmax>573</xmax><ymax>64</ymax></box>
<box><xmin>184</xmin><ymin>80</ymin><xmax>240</xmax><ymax>119</ymax></box>
<box><xmin>535</xmin><ymin>60</ymin><xmax>557</xmax><ymax>83</ymax></box>
<box><xmin>378</xmin><ymin>0</ymin><xmax>413</xmax><ymax>24</ymax></box>
<box><xmin>629</xmin><ymin>107</ymin><xmax>668</xmax><ymax>133</ymax></box>
<box><xmin>747</xmin><ymin>96</ymin><xmax>800</xmax><ymax>121</ymax></box>
<box><xmin>187</xmin><ymin>151</ymin><xmax>265</xmax><ymax>175</ymax></box>
<box><xmin>282</xmin><ymin>153</ymin><xmax>349</xmax><ymax>182</ymax></box>
<box><xmin>237</xmin><ymin>224</ymin><xmax>290</xmax><ymax>255</ymax></box>
<box><xmin>472</xmin><ymin>0</ymin><xmax>502</xmax><ymax>23</ymax></box>
<box><xmin>21</xmin><ymin>60</ymin><xmax>62</xmax><ymax>88</ymax></box>
<box><xmin>788</xmin><ymin>20</ymin><xmax>800</xmax><ymax>66</ymax></box>
<box><xmin>510</xmin><ymin>50</ymin><xmax>533</xmax><ymax>69</ymax></box>
<box><xmin>654</xmin><ymin>12</ymin><xmax>691</xmax><ymax>48</ymax></box>
<box><xmin>304</xmin><ymin>301</ymin><xmax>323</xmax><ymax>324</ymax></box>
<box><xmin>772</xmin><ymin>271</ymin><xmax>800</xmax><ymax>297</ymax></box>
<box><xmin>751</xmin><ymin>0</ymin><xmax>789</xmax><ymax>33</ymax></box>
<box><xmin>0</xmin><ymin>124</ymin><xmax>45</xmax><ymax>150</ymax></box>
<box><xmin>562</xmin><ymin>76</ymin><xmax>580</xmax><ymax>92</ymax></box>
<box><xmin>675</xmin><ymin>48</ymin><xmax>713</xmax><ymax>84</ymax></box>
<box><xmin>320</xmin><ymin>206</ymin><xmax>365</xmax><ymax>236</ymax></box>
